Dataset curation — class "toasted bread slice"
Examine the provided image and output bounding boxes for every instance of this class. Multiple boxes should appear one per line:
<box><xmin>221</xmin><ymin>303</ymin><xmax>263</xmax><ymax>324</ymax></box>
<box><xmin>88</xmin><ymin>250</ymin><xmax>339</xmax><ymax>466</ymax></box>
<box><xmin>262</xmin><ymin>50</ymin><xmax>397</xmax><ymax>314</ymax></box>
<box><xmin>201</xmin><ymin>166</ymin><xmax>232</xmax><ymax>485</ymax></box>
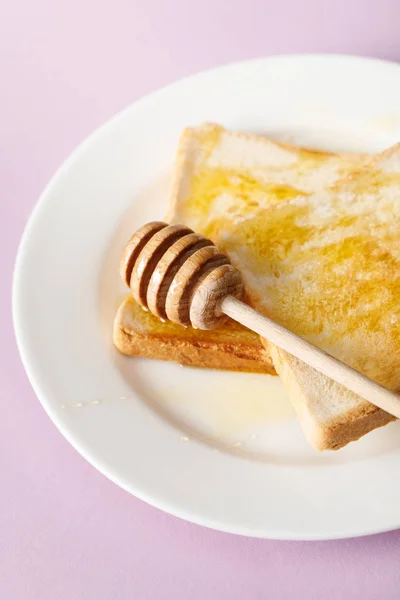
<box><xmin>114</xmin><ymin>295</ymin><xmax>273</xmax><ymax>373</ymax></box>
<box><xmin>167</xmin><ymin>123</ymin><xmax>398</xmax><ymax>450</ymax></box>
<box><xmin>114</xmin><ymin>124</ymin><xmax>365</xmax><ymax>376</ymax></box>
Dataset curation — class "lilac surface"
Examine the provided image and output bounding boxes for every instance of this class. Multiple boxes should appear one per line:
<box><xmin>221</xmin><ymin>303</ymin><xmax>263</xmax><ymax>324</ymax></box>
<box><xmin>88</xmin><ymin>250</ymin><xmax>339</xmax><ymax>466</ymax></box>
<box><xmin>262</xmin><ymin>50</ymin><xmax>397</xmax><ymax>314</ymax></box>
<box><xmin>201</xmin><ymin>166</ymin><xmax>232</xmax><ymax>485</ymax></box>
<box><xmin>2</xmin><ymin>1</ymin><xmax>400</xmax><ymax>598</ymax></box>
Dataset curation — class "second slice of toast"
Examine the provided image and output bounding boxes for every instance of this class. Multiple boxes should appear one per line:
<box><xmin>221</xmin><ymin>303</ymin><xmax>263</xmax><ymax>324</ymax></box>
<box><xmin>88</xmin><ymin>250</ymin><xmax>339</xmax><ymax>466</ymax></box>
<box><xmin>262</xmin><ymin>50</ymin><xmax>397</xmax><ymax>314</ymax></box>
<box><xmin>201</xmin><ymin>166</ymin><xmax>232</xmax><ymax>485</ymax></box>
<box><xmin>114</xmin><ymin>295</ymin><xmax>273</xmax><ymax>373</ymax></box>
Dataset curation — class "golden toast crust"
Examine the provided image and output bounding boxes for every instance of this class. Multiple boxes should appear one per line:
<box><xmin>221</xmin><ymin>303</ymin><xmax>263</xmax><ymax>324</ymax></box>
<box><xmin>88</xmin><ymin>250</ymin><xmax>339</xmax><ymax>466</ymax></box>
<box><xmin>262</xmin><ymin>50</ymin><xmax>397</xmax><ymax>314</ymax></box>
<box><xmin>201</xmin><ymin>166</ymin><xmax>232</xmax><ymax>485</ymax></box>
<box><xmin>114</xmin><ymin>297</ymin><xmax>274</xmax><ymax>374</ymax></box>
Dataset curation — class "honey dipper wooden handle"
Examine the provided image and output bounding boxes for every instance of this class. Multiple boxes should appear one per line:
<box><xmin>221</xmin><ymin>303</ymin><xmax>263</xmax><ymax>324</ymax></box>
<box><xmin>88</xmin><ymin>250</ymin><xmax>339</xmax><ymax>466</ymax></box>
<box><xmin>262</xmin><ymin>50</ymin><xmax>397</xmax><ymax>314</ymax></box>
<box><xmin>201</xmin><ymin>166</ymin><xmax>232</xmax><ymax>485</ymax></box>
<box><xmin>221</xmin><ymin>296</ymin><xmax>400</xmax><ymax>420</ymax></box>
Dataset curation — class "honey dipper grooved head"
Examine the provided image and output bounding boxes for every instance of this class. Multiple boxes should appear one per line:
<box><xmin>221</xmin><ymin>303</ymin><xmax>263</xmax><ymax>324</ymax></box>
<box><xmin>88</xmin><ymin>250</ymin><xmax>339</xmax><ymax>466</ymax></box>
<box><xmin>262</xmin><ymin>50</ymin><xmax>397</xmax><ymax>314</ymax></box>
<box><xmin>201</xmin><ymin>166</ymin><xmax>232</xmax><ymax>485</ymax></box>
<box><xmin>120</xmin><ymin>221</ymin><xmax>244</xmax><ymax>329</ymax></box>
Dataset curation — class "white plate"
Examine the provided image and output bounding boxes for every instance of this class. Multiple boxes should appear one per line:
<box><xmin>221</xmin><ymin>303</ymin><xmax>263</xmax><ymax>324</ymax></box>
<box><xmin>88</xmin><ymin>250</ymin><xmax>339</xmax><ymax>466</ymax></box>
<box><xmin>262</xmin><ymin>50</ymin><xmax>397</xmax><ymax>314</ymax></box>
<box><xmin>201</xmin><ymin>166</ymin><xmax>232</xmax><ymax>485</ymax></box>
<box><xmin>13</xmin><ymin>55</ymin><xmax>400</xmax><ymax>540</ymax></box>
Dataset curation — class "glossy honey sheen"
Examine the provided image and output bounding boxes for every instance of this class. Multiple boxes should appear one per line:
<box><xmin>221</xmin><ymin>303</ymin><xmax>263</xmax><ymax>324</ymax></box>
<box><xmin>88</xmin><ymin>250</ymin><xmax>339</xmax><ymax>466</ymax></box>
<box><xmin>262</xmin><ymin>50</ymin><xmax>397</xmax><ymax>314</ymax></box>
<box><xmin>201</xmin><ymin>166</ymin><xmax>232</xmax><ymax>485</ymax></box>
<box><xmin>124</xmin><ymin>296</ymin><xmax>261</xmax><ymax>345</ymax></box>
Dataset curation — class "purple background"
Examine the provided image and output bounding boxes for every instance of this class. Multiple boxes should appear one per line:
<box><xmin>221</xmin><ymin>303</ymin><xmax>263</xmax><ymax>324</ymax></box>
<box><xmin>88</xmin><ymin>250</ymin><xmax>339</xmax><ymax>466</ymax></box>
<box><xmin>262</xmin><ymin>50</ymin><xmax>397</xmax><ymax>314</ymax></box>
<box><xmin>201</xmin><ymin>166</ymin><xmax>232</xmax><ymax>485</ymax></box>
<box><xmin>2</xmin><ymin>1</ymin><xmax>400</xmax><ymax>598</ymax></box>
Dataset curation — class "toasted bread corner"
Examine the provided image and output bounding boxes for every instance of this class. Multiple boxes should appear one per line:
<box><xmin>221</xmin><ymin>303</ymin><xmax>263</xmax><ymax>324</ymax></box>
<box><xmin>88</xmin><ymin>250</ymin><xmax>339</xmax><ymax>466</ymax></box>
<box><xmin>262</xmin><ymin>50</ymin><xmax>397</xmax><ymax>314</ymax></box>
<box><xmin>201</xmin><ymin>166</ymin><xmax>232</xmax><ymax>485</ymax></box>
<box><xmin>267</xmin><ymin>343</ymin><xmax>396</xmax><ymax>450</ymax></box>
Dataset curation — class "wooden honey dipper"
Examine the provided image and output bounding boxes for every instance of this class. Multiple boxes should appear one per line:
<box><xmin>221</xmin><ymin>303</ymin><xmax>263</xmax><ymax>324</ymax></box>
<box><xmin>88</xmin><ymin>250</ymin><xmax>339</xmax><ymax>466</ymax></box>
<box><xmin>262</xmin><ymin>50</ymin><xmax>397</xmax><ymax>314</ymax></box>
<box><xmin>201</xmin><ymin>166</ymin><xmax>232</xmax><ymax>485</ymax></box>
<box><xmin>120</xmin><ymin>221</ymin><xmax>400</xmax><ymax>419</ymax></box>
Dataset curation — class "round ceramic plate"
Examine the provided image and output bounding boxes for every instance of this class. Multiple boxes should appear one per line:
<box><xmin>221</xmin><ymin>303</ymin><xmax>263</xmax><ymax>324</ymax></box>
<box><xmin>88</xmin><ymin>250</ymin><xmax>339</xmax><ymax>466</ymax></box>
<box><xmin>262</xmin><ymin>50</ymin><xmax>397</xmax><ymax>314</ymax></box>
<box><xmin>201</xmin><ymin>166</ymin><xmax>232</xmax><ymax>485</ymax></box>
<box><xmin>13</xmin><ymin>55</ymin><xmax>400</xmax><ymax>540</ymax></box>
